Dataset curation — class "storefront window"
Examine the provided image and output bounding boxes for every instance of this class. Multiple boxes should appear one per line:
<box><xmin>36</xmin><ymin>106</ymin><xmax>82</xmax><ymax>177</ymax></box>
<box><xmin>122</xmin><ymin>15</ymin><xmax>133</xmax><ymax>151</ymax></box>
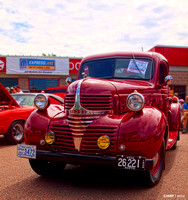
<box><xmin>0</xmin><ymin>78</ymin><xmax>18</xmax><ymax>88</ymax></box>
<box><xmin>29</xmin><ymin>78</ymin><xmax>59</xmax><ymax>91</ymax></box>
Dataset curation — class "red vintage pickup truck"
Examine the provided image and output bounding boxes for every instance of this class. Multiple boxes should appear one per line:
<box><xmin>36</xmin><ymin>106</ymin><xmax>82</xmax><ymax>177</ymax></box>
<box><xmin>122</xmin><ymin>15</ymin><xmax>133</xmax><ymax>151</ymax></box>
<box><xmin>17</xmin><ymin>52</ymin><xmax>180</xmax><ymax>186</ymax></box>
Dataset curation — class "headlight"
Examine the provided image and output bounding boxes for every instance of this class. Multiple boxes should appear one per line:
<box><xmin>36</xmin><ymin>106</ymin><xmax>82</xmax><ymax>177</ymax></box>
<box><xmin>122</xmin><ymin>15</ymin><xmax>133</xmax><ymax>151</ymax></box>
<box><xmin>126</xmin><ymin>91</ymin><xmax>144</xmax><ymax>111</ymax></box>
<box><xmin>97</xmin><ymin>135</ymin><xmax>110</xmax><ymax>149</ymax></box>
<box><xmin>45</xmin><ymin>132</ymin><xmax>56</xmax><ymax>144</ymax></box>
<box><xmin>34</xmin><ymin>94</ymin><xmax>49</xmax><ymax>110</ymax></box>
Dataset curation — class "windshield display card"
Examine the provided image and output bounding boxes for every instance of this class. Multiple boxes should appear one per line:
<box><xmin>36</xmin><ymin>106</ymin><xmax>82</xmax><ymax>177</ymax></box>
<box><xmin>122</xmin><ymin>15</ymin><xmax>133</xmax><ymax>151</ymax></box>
<box><xmin>127</xmin><ymin>59</ymin><xmax>148</xmax><ymax>75</ymax></box>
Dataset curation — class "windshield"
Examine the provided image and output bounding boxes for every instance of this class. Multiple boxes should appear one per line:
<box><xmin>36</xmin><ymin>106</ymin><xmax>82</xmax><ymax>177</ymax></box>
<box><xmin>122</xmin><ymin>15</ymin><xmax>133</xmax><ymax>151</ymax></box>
<box><xmin>12</xmin><ymin>95</ymin><xmax>35</xmax><ymax>106</ymax></box>
<box><xmin>79</xmin><ymin>57</ymin><xmax>154</xmax><ymax>80</ymax></box>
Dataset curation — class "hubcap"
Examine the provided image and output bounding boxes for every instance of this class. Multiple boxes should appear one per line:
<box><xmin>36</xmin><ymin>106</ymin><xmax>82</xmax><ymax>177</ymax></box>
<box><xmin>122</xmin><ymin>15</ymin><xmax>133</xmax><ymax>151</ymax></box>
<box><xmin>12</xmin><ymin>124</ymin><xmax>24</xmax><ymax>141</ymax></box>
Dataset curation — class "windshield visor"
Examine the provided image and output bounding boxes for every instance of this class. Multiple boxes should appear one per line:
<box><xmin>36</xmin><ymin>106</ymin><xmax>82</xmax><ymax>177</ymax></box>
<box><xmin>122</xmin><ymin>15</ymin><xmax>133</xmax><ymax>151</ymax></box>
<box><xmin>79</xmin><ymin>58</ymin><xmax>154</xmax><ymax>80</ymax></box>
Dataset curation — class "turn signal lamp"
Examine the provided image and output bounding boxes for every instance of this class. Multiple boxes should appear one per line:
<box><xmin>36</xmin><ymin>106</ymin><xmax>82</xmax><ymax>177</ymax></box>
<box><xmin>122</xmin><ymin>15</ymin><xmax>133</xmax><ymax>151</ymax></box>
<box><xmin>45</xmin><ymin>132</ymin><xmax>56</xmax><ymax>144</ymax></box>
<box><xmin>97</xmin><ymin>135</ymin><xmax>110</xmax><ymax>149</ymax></box>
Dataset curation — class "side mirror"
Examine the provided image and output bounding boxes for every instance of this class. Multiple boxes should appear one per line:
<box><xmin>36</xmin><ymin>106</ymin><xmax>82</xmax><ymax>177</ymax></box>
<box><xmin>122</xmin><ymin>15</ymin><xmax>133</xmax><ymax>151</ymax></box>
<box><xmin>157</xmin><ymin>75</ymin><xmax>173</xmax><ymax>88</ymax></box>
<box><xmin>66</xmin><ymin>77</ymin><xmax>72</xmax><ymax>85</ymax></box>
<box><xmin>162</xmin><ymin>75</ymin><xmax>173</xmax><ymax>86</ymax></box>
<box><xmin>165</xmin><ymin>75</ymin><xmax>173</xmax><ymax>83</ymax></box>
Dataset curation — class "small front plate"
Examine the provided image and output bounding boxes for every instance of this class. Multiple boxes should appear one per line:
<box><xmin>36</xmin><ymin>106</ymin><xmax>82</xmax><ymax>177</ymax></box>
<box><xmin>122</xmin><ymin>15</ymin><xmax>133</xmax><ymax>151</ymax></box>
<box><xmin>17</xmin><ymin>144</ymin><xmax>36</xmax><ymax>159</ymax></box>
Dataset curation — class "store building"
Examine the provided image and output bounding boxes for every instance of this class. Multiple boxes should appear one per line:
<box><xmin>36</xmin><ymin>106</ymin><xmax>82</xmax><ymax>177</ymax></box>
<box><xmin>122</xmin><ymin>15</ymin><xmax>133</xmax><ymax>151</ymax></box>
<box><xmin>0</xmin><ymin>45</ymin><xmax>188</xmax><ymax>98</ymax></box>
<box><xmin>149</xmin><ymin>45</ymin><xmax>188</xmax><ymax>99</ymax></box>
<box><xmin>0</xmin><ymin>56</ymin><xmax>82</xmax><ymax>92</ymax></box>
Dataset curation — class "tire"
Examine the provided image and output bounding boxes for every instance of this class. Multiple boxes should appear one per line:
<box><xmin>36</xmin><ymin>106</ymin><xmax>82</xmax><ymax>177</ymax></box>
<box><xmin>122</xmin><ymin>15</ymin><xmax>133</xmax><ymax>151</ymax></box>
<box><xmin>144</xmin><ymin>139</ymin><xmax>165</xmax><ymax>187</ymax></box>
<box><xmin>29</xmin><ymin>159</ymin><xmax>66</xmax><ymax>177</ymax></box>
<box><xmin>4</xmin><ymin>121</ymin><xmax>24</xmax><ymax>144</ymax></box>
<box><xmin>171</xmin><ymin>140</ymin><xmax>177</xmax><ymax>150</ymax></box>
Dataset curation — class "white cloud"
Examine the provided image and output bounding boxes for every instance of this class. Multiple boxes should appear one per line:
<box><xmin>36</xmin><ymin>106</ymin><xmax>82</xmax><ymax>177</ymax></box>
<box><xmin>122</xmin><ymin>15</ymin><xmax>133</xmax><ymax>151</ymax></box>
<box><xmin>0</xmin><ymin>0</ymin><xmax>187</xmax><ymax>57</ymax></box>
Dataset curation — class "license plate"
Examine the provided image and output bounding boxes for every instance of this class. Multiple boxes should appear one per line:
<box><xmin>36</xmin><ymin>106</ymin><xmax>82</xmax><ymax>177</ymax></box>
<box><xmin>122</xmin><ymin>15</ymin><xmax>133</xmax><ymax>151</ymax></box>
<box><xmin>17</xmin><ymin>144</ymin><xmax>36</xmax><ymax>159</ymax></box>
<box><xmin>116</xmin><ymin>156</ymin><xmax>145</xmax><ymax>170</ymax></box>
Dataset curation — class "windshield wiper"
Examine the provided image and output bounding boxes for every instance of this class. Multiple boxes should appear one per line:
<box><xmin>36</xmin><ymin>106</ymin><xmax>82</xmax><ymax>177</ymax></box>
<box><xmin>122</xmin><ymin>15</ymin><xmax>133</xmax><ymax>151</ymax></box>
<box><xmin>132</xmin><ymin>53</ymin><xmax>142</xmax><ymax>75</ymax></box>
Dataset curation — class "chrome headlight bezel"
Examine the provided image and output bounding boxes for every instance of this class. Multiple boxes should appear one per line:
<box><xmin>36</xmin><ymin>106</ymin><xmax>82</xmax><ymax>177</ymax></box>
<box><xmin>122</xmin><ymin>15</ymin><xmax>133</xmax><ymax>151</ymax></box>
<box><xmin>34</xmin><ymin>94</ymin><xmax>49</xmax><ymax>110</ymax></box>
<box><xmin>126</xmin><ymin>91</ymin><xmax>145</xmax><ymax>111</ymax></box>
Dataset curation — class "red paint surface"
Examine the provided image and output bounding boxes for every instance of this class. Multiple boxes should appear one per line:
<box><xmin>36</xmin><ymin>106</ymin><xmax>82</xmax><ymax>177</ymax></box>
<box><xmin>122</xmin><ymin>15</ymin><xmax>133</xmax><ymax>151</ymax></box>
<box><xmin>0</xmin><ymin>83</ymin><xmax>35</xmax><ymax>135</ymax></box>
<box><xmin>24</xmin><ymin>52</ymin><xmax>180</xmax><ymax>172</ymax></box>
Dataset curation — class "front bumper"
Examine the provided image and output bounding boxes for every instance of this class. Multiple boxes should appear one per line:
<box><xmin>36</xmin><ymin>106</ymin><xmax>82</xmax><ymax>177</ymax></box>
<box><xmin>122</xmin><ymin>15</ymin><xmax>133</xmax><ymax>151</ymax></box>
<box><xmin>36</xmin><ymin>150</ymin><xmax>154</xmax><ymax>170</ymax></box>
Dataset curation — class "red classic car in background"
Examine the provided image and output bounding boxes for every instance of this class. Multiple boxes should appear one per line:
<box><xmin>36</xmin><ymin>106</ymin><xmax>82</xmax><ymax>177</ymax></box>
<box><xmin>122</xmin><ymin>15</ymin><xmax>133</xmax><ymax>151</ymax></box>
<box><xmin>0</xmin><ymin>84</ymin><xmax>36</xmax><ymax>144</ymax></box>
<box><xmin>0</xmin><ymin>83</ymin><xmax>64</xmax><ymax>144</ymax></box>
<box><xmin>17</xmin><ymin>52</ymin><xmax>180</xmax><ymax>187</ymax></box>
<box><xmin>46</xmin><ymin>86</ymin><xmax>68</xmax><ymax>98</ymax></box>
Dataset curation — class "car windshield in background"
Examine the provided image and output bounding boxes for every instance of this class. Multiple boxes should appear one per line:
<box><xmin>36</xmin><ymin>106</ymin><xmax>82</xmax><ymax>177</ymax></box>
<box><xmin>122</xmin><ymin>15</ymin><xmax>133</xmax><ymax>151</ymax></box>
<box><xmin>79</xmin><ymin>57</ymin><xmax>154</xmax><ymax>80</ymax></box>
<box><xmin>12</xmin><ymin>95</ymin><xmax>35</xmax><ymax>106</ymax></box>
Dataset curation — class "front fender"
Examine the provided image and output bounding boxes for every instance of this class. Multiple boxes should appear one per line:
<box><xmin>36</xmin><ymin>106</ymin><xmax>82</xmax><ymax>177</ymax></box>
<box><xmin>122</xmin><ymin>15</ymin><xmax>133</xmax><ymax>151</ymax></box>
<box><xmin>24</xmin><ymin>106</ymin><xmax>65</xmax><ymax>147</ymax></box>
<box><xmin>118</xmin><ymin>107</ymin><xmax>167</xmax><ymax>158</ymax></box>
<box><xmin>168</xmin><ymin>103</ymin><xmax>180</xmax><ymax>131</ymax></box>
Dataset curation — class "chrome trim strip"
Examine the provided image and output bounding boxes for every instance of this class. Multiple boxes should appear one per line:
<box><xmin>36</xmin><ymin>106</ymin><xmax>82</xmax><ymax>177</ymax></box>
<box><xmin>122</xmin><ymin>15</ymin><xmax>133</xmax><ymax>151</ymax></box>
<box><xmin>69</xmin><ymin>109</ymin><xmax>110</xmax><ymax>115</ymax></box>
<box><xmin>68</xmin><ymin>116</ymin><xmax>99</xmax><ymax>120</ymax></box>
<box><xmin>68</xmin><ymin>120</ymin><xmax>94</xmax><ymax>124</ymax></box>
<box><xmin>69</xmin><ymin>124</ymin><xmax>89</xmax><ymax>128</ymax></box>
<box><xmin>72</xmin><ymin>133</ymin><xmax>84</xmax><ymax>136</ymax></box>
<box><xmin>70</xmin><ymin>129</ymin><xmax>86</xmax><ymax>132</ymax></box>
<box><xmin>70</xmin><ymin>79</ymin><xmax>83</xmax><ymax>111</ymax></box>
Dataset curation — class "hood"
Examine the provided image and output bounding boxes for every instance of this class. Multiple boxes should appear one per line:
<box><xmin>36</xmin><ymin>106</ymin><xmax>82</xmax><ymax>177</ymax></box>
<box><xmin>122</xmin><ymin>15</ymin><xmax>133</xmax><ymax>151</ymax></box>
<box><xmin>0</xmin><ymin>83</ymin><xmax>20</xmax><ymax>107</ymax></box>
<box><xmin>68</xmin><ymin>78</ymin><xmax>117</xmax><ymax>96</ymax></box>
<box><xmin>104</xmin><ymin>79</ymin><xmax>154</xmax><ymax>94</ymax></box>
<box><xmin>68</xmin><ymin>78</ymin><xmax>153</xmax><ymax>96</ymax></box>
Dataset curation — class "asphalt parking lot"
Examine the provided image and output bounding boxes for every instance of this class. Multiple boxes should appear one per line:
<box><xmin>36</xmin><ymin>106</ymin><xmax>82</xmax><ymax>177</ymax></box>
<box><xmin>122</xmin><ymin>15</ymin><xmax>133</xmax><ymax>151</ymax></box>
<box><xmin>0</xmin><ymin>132</ymin><xmax>187</xmax><ymax>200</ymax></box>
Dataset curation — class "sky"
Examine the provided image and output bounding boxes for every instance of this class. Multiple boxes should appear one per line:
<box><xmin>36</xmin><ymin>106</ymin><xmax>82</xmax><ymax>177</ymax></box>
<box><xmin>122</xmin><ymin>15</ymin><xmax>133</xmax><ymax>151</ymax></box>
<box><xmin>0</xmin><ymin>0</ymin><xmax>188</xmax><ymax>57</ymax></box>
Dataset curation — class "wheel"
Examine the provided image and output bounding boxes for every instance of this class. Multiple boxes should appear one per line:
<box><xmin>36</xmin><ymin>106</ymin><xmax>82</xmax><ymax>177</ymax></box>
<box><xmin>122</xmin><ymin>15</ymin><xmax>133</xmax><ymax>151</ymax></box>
<box><xmin>144</xmin><ymin>139</ymin><xmax>165</xmax><ymax>187</ymax></box>
<box><xmin>4</xmin><ymin>121</ymin><xmax>24</xmax><ymax>144</ymax></box>
<box><xmin>29</xmin><ymin>159</ymin><xmax>66</xmax><ymax>177</ymax></box>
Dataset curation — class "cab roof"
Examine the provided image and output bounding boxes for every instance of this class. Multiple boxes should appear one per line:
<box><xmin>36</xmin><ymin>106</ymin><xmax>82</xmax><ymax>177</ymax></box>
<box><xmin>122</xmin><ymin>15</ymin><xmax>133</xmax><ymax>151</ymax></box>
<box><xmin>81</xmin><ymin>51</ymin><xmax>168</xmax><ymax>63</ymax></box>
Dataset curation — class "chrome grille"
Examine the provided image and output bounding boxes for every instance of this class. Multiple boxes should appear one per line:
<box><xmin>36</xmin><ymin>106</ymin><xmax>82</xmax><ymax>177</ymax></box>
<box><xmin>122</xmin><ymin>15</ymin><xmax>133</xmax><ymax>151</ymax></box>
<box><xmin>68</xmin><ymin>116</ymin><xmax>99</xmax><ymax>136</ymax></box>
<box><xmin>65</xmin><ymin>94</ymin><xmax>113</xmax><ymax>110</ymax></box>
<box><xmin>80</xmin><ymin>126</ymin><xmax>116</xmax><ymax>155</ymax></box>
<box><xmin>50</xmin><ymin>124</ymin><xmax>75</xmax><ymax>153</ymax></box>
<box><xmin>49</xmin><ymin>123</ymin><xmax>116</xmax><ymax>156</ymax></box>
<box><xmin>65</xmin><ymin>94</ymin><xmax>75</xmax><ymax>110</ymax></box>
